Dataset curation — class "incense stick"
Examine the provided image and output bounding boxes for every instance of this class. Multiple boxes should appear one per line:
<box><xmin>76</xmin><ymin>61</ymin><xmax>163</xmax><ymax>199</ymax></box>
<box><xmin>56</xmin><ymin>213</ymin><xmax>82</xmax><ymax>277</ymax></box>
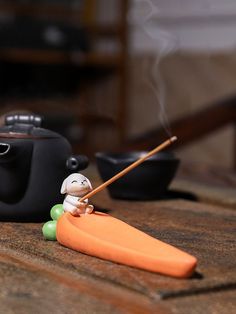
<box><xmin>80</xmin><ymin>136</ymin><xmax>177</xmax><ymax>202</ymax></box>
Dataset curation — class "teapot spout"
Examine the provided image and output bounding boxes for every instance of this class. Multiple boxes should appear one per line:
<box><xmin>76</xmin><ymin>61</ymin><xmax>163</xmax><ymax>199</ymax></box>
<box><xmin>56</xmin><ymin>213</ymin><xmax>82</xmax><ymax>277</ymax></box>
<box><xmin>0</xmin><ymin>143</ymin><xmax>10</xmax><ymax>156</ymax></box>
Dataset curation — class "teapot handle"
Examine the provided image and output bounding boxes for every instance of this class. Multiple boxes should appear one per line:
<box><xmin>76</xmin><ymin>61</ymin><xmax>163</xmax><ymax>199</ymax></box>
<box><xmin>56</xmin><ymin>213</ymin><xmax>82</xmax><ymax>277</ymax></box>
<box><xmin>66</xmin><ymin>155</ymin><xmax>89</xmax><ymax>172</ymax></box>
<box><xmin>5</xmin><ymin>114</ymin><xmax>42</xmax><ymax>127</ymax></box>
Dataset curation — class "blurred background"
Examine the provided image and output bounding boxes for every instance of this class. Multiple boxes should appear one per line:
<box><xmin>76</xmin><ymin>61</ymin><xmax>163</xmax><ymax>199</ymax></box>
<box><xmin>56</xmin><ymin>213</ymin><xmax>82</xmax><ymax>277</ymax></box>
<box><xmin>1</xmin><ymin>0</ymin><xmax>236</xmax><ymax>170</ymax></box>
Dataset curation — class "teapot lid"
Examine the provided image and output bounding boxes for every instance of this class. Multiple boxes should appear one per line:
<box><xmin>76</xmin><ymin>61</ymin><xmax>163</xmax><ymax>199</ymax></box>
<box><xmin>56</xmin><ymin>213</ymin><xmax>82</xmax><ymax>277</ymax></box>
<box><xmin>0</xmin><ymin>114</ymin><xmax>61</xmax><ymax>139</ymax></box>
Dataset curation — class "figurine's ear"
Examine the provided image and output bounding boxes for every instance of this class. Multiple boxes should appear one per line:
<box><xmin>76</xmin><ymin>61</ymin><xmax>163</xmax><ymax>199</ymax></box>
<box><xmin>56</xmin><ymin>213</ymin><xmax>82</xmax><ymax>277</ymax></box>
<box><xmin>60</xmin><ymin>178</ymin><xmax>67</xmax><ymax>194</ymax></box>
<box><xmin>87</xmin><ymin>178</ymin><xmax>92</xmax><ymax>191</ymax></box>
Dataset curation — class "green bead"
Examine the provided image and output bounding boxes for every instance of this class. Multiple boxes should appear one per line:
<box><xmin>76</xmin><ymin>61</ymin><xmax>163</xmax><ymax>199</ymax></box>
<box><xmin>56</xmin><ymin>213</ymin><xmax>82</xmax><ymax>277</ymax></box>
<box><xmin>50</xmin><ymin>204</ymin><xmax>64</xmax><ymax>220</ymax></box>
<box><xmin>42</xmin><ymin>220</ymin><xmax>57</xmax><ymax>241</ymax></box>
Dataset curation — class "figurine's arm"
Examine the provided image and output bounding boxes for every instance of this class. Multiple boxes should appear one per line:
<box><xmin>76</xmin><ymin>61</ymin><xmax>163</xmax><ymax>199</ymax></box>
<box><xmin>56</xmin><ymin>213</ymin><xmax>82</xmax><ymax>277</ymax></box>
<box><xmin>76</xmin><ymin>198</ymin><xmax>94</xmax><ymax>215</ymax></box>
<box><xmin>66</xmin><ymin>195</ymin><xmax>87</xmax><ymax>207</ymax></box>
<box><xmin>64</xmin><ymin>196</ymin><xmax>93</xmax><ymax>216</ymax></box>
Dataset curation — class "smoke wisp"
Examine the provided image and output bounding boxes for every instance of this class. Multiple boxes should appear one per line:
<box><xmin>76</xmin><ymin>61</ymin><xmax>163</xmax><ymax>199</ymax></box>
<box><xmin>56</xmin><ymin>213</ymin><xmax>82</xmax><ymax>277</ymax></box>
<box><xmin>129</xmin><ymin>0</ymin><xmax>179</xmax><ymax>137</ymax></box>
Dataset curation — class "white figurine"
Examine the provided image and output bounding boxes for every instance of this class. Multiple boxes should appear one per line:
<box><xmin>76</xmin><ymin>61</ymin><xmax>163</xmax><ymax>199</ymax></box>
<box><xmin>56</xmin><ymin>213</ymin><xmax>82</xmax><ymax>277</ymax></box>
<box><xmin>61</xmin><ymin>173</ymin><xmax>94</xmax><ymax>216</ymax></box>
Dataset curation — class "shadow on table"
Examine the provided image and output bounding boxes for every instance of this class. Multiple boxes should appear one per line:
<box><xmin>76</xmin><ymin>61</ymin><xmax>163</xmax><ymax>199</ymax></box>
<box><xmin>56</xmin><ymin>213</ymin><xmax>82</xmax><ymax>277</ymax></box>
<box><xmin>160</xmin><ymin>189</ymin><xmax>198</xmax><ymax>201</ymax></box>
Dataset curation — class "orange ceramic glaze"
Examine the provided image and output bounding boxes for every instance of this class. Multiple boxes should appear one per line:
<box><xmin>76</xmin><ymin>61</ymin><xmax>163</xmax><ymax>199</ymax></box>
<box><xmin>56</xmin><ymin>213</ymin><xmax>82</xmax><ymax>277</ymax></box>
<box><xmin>56</xmin><ymin>212</ymin><xmax>197</xmax><ymax>278</ymax></box>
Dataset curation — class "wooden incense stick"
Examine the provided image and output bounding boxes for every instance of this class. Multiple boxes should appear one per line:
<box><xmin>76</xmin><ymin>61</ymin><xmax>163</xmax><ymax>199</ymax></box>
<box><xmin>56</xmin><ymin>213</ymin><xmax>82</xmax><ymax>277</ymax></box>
<box><xmin>80</xmin><ymin>136</ymin><xmax>177</xmax><ymax>202</ymax></box>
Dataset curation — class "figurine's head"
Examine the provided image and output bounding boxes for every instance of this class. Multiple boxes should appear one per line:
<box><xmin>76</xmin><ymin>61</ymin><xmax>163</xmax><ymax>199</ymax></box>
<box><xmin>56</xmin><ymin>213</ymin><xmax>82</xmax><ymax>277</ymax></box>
<box><xmin>60</xmin><ymin>173</ymin><xmax>92</xmax><ymax>197</ymax></box>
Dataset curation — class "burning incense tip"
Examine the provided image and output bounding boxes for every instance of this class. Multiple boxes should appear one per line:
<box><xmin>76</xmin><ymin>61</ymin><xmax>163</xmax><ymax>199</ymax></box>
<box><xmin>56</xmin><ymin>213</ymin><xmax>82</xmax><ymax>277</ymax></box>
<box><xmin>170</xmin><ymin>136</ymin><xmax>177</xmax><ymax>143</ymax></box>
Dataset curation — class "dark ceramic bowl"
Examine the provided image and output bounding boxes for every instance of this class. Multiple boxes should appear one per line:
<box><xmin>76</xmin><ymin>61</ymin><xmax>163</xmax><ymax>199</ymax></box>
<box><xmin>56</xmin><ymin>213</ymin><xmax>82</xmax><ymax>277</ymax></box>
<box><xmin>96</xmin><ymin>151</ymin><xmax>180</xmax><ymax>200</ymax></box>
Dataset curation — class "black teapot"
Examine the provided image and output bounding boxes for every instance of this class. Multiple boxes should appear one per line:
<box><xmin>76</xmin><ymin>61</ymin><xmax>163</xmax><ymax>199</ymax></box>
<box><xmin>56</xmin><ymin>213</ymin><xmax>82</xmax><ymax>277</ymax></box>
<box><xmin>0</xmin><ymin>114</ymin><xmax>88</xmax><ymax>221</ymax></box>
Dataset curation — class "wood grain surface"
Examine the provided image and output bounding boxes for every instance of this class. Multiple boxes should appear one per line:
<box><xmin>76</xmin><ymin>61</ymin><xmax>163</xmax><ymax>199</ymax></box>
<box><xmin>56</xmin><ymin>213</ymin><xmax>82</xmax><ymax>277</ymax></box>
<box><xmin>0</xmin><ymin>187</ymin><xmax>235</xmax><ymax>313</ymax></box>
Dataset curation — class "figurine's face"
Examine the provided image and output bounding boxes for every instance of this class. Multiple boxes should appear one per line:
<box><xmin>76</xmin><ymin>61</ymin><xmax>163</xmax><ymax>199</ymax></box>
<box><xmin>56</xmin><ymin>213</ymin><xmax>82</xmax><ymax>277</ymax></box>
<box><xmin>61</xmin><ymin>173</ymin><xmax>92</xmax><ymax>197</ymax></box>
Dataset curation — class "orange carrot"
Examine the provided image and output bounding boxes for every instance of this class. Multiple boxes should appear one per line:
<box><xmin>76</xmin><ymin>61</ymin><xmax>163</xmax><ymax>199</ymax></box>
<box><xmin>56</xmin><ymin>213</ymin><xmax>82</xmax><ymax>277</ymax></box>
<box><xmin>57</xmin><ymin>212</ymin><xmax>197</xmax><ymax>278</ymax></box>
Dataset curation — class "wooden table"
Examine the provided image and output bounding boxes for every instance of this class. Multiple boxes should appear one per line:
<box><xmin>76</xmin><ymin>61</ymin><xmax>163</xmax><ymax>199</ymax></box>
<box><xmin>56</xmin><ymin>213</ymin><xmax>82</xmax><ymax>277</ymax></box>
<box><xmin>0</xmin><ymin>164</ymin><xmax>236</xmax><ymax>313</ymax></box>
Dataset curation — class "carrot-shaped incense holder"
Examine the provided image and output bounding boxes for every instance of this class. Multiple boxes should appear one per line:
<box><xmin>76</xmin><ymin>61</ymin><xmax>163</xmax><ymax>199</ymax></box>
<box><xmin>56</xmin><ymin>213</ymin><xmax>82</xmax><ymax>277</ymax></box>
<box><xmin>43</xmin><ymin>137</ymin><xmax>197</xmax><ymax>278</ymax></box>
